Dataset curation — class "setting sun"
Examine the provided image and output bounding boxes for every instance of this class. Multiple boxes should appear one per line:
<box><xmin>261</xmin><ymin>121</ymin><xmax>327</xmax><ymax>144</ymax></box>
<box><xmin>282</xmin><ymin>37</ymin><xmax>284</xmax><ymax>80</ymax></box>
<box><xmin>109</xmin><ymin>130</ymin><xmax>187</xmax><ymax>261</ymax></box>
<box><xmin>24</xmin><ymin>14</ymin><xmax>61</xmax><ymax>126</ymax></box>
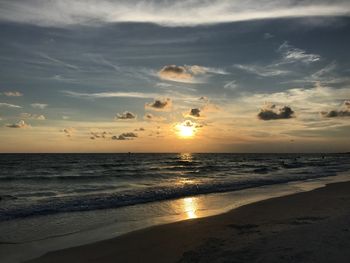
<box><xmin>176</xmin><ymin>120</ymin><xmax>196</xmax><ymax>138</ymax></box>
<box><xmin>179</xmin><ymin>125</ymin><xmax>194</xmax><ymax>137</ymax></box>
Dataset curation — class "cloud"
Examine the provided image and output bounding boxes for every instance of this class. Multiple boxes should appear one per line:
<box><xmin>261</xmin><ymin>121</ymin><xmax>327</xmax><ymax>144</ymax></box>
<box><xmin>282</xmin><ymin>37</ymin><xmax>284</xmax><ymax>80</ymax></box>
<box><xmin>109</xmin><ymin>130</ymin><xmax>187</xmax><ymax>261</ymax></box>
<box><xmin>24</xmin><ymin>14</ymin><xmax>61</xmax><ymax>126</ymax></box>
<box><xmin>2</xmin><ymin>91</ymin><xmax>23</xmax><ymax>97</ymax></box>
<box><xmin>183</xmin><ymin>120</ymin><xmax>195</xmax><ymax>127</ymax></box>
<box><xmin>224</xmin><ymin>80</ymin><xmax>238</xmax><ymax>90</ymax></box>
<box><xmin>38</xmin><ymin>52</ymin><xmax>79</xmax><ymax>70</ymax></box>
<box><xmin>6</xmin><ymin>120</ymin><xmax>29</xmax><ymax>128</ymax></box>
<box><xmin>235</xmin><ymin>42</ymin><xmax>320</xmax><ymax>78</ymax></box>
<box><xmin>0</xmin><ymin>1</ymin><xmax>349</xmax><ymax>27</ymax></box>
<box><xmin>115</xmin><ymin>111</ymin><xmax>136</xmax><ymax>120</ymax></box>
<box><xmin>258</xmin><ymin>104</ymin><xmax>295</xmax><ymax>120</ymax></box>
<box><xmin>240</xmin><ymin>83</ymin><xmax>350</xmax><ymax>116</ymax></box>
<box><xmin>64</xmin><ymin>91</ymin><xmax>159</xmax><ymax>99</ymax></box>
<box><xmin>0</xmin><ymin>102</ymin><xmax>22</xmax><ymax>108</ymax></box>
<box><xmin>187</xmin><ymin>108</ymin><xmax>201</xmax><ymax>118</ymax></box>
<box><xmin>144</xmin><ymin>113</ymin><xmax>166</xmax><ymax>122</ymax></box>
<box><xmin>263</xmin><ymin>33</ymin><xmax>274</xmax><ymax>39</ymax></box>
<box><xmin>31</xmin><ymin>103</ymin><xmax>48</xmax><ymax>109</ymax></box>
<box><xmin>234</xmin><ymin>64</ymin><xmax>290</xmax><ymax>77</ymax></box>
<box><xmin>112</xmin><ymin>132</ymin><xmax>138</xmax><ymax>140</ymax></box>
<box><xmin>278</xmin><ymin>42</ymin><xmax>321</xmax><ymax>64</ymax></box>
<box><xmin>198</xmin><ymin>96</ymin><xmax>220</xmax><ymax>113</ymax></box>
<box><xmin>157</xmin><ymin>65</ymin><xmax>225</xmax><ymax>83</ymax></box>
<box><xmin>20</xmin><ymin>113</ymin><xmax>46</xmax><ymax>120</ymax></box>
<box><xmin>61</xmin><ymin>128</ymin><xmax>75</xmax><ymax>137</ymax></box>
<box><xmin>90</xmin><ymin>131</ymin><xmax>111</xmax><ymax>139</ymax></box>
<box><xmin>321</xmin><ymin>101</ymin><xmax>350</xmax><ymax>118</ymax></box>
<box><xmin>158</xmin><ymin>65</ymin><xmax>194</xmax><ymax>83</ymax></box>
<box><xmin>145</xmin><ymin>98</ymin><xmax>172</xmax><ymax>111</ymax></box>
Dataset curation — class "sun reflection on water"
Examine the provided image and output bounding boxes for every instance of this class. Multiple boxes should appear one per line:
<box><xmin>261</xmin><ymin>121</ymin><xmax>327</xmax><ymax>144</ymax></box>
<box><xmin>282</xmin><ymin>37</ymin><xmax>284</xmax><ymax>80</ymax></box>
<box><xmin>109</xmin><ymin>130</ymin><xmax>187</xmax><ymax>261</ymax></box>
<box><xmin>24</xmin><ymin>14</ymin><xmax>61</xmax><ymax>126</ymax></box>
<box><xmin>179</xmin><ymin>152</ymin><xmax>193</xmax><ymax>162</ymax></box>
<box><xmin>183</xmin><ymin>197</ymin><xmax>198</xmax><ymax>219</ymax></box>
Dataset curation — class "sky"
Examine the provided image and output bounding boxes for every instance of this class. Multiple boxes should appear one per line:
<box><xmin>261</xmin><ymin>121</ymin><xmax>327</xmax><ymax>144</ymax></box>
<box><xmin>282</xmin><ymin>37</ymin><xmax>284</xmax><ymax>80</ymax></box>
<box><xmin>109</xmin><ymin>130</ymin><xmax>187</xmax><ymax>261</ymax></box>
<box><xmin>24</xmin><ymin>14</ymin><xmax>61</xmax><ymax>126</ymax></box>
<box><xmin>0</xmin><ymin>0</ymin><xmax>350</xmax><ymax>153</ymax></box>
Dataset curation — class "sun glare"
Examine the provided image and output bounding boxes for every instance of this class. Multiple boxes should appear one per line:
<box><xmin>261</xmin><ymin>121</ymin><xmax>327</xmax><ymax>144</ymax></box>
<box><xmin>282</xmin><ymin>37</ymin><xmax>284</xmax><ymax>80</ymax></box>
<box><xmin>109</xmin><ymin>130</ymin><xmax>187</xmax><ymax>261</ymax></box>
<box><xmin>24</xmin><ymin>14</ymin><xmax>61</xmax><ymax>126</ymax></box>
<box><xmin>177</xmin><ymin>120</ymin><xmax>196</xmax><ymax>138</ymax></box>
<box><xmin>179</xmin><ymin>125</ymin><xmax>194</xmax><ymax>137</ymax></box>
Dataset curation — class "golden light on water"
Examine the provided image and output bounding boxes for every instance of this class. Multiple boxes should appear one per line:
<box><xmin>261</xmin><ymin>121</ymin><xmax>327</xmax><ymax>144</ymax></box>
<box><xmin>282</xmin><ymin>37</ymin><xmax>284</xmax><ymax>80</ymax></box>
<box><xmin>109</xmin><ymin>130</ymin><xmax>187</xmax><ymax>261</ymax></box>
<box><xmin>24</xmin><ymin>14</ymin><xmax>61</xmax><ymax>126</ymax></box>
<box><xmin>183</xmin><ymin>197</ymin><xmax>197</xmax><ymax>219</ymax></box>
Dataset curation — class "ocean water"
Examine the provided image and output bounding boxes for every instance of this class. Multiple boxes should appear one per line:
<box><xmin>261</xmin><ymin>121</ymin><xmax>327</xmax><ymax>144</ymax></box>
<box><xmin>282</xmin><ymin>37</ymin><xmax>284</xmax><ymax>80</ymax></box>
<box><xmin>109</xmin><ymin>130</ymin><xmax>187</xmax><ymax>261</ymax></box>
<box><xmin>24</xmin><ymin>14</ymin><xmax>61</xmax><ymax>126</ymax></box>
<box><xmin>1</xmin><ymin>153</ymin><xmax>350</xmax><ymax>222</ymax></box>
<box><xmin>1</xmin><ymin>153</ymin><xmax>350</xmax><ymax>263</ymax></box>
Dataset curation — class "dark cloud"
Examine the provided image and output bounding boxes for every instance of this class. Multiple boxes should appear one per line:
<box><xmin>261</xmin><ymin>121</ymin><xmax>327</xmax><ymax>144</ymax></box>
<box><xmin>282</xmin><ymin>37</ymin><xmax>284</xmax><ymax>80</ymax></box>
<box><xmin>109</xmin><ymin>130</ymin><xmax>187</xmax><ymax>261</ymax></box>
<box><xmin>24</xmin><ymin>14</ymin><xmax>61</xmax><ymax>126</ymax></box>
<box><xmin>322</xmin><ymin>101</ymin><xmax>350</xmax><ymax>118</ymax></box>
<box><xmin>158</xmin><ymin>65</ymin><xmax>193</xmax><ymax>82</ymax></box>
<box><xmin>258</xmin><ymin>104</ymin><xmax>295</xmax><ymax>120</ymax></box>
<box><xmin>183</xmin><ymin>120</ymin><xmax>194</xmax><ymax>127</ymax></box>
<box><xmin>115</xmin><ymin>111</ymin><xmax>136</xmax><ymax>120</ymax></box>
<box><xmin>157</xmin><ymin>64</ymin><xmax>225</xmax><ymax>83</ymax></box>
<box><xmin>144</xmin><ymin>113</ymin><xmax>153</xmax><ymax>120</ymax></box>
<box><xmin>61</xmin><ymin>128</ymin><xmax>74</xmax><ymax>137</ymax></box>
<box><xmin>90</xmin><ymin>131</ymin><xmax>110</xmax><ymax>139</ymax></box>
<box><xmin>6</xmin><ymin>120</ymin><xmax>29</xmax><ymax>128</ymax></box>
<box><xmin>112</xmin><ymin>132</ymin><xmax>138</xmax><ymax>140</ymax></box>
<box><xmin>145</xmin><ymin>98</ymin><xmax>171</xmax><ymax>111</ymax></box>
<box><xmin>188</xmin><ymin>108</ymin><xmax>201</xmax><ymax>118</ymax></box>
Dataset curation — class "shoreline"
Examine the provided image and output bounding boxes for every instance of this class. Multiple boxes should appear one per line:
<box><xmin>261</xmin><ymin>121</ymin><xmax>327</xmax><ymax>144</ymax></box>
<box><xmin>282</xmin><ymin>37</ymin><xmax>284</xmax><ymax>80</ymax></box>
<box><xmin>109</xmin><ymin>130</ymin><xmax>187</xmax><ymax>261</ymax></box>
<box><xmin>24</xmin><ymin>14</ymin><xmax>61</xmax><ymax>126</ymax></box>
<box><xmin>27</xmin><ymin>176</ymin><xmax>350</xmax><ymax>263</ymax></box>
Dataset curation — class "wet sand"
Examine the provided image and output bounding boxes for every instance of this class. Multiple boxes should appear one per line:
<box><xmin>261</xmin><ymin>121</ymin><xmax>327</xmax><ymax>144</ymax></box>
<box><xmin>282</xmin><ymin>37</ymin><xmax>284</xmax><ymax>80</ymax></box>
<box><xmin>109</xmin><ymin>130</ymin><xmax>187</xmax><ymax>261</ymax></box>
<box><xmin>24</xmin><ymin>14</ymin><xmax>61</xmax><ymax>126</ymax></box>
<box><xmin>28</xmin><ymin>181</ymin><xmax>350</xmax><ymax>263</ymax></box>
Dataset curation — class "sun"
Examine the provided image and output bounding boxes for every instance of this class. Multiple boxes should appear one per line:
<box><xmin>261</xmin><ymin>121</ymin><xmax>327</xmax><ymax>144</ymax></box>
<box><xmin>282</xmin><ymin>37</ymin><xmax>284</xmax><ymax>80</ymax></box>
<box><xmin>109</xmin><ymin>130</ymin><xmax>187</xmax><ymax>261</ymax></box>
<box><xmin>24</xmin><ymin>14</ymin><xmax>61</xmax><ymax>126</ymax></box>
<box><xmin>176</xmin><ymin>120</ymin><xmax>196</xmax><ymax>139</ymax></box>
<box><xmin>179</xmin><ymin>125</ymin><xmax>194</xmax><ymax>138</ymax></box>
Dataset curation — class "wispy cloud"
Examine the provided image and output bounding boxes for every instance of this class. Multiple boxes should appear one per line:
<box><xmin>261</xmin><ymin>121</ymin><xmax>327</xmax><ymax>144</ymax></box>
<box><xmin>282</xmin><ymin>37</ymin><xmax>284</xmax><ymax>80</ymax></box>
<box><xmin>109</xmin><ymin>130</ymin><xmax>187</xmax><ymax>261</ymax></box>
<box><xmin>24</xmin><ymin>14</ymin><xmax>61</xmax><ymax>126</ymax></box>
<box><xmin>234</xmin><ymin>41</ymin><xmax>321</xmax><ymax>78</ymax></box>
<box><xmin>321</xmin><ymin>101</ymin><xmax>350</xmax><ymax>118</ymax></box>
<box><xmin>0</xmin><ymin>1</ymin><xmax>349</xmax><ymax>27</ymax></box>
<box><xmin>31</xmin><ymin>103</ymin><xmax>48</xmax><ymax>109</ymax></box>
<box><xmin>278</xmin><ymin>42</ymin><xmax>321</xmax><ymax>64</ymax></box>
<box><xmin>64</xmin><ymin>91</ymin><xmax>160</xmax><ymax>99</ymax></box>
<box><xmin>37</xmin><ymin>52</ymin><xmax>79</xmax><ymax>70</ymax></box>
<box><xmin>224</xmin><ymin>80</ymin><xmax>238</xmax><ymax>90</ymax></box>
<box><xmin>2</xmin><ymin>91</ymin><xmax>23</xmax><ymax>97</ymax></box>
<box><xmin>20</xmin><ymin>113</ymin><xmax>46</xmax><ymax>120</ymax></box>
<box><xmin>234</xmin><ymin>64</ymin><xmax>290</xmax><ymax>77</ymax></box>
<box><xmin>0</xmin><ymin>102</ymin><xmax>22</xmax><ymax>108</ymax></box>
<box><xmin>144</xmin><ymin>113</ymin><xmax>166</xmax><ymax>122</ymax></box>
<box><xmin>239</xmin><ymin>83</ymin><xmax>350</xmax><ymax>119</ymax></box>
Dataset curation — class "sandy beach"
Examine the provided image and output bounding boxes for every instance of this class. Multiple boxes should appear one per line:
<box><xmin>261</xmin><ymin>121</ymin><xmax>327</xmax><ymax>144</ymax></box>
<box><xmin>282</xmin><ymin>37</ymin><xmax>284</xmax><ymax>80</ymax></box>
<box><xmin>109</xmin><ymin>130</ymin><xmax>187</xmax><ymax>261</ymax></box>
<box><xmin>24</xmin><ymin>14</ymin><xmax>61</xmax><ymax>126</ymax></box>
<box><xmin>27</xmin><ymin>180</ymin><xmax>350</xmax><ymax>263</ymax></box>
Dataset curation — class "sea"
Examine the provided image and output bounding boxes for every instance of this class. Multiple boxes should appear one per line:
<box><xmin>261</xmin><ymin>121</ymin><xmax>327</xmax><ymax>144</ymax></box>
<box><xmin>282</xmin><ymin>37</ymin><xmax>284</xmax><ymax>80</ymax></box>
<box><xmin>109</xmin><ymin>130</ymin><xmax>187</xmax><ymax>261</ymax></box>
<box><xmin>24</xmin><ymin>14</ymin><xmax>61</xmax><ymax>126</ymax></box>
<box><xmin>1</xmin><ymin>153</ymin><xmax>350</xmax><ymax>262</ymax></box>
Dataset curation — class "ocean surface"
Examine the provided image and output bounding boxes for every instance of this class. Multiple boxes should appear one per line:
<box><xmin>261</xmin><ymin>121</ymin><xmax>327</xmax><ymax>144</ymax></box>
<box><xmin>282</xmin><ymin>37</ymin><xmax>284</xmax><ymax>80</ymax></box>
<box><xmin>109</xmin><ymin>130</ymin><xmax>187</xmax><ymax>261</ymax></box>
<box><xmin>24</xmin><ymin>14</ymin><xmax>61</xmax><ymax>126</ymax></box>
<box><xmin>1</xmin><ymin>153</ymin><xmax>350</xmax><ymax>222</ymax></box>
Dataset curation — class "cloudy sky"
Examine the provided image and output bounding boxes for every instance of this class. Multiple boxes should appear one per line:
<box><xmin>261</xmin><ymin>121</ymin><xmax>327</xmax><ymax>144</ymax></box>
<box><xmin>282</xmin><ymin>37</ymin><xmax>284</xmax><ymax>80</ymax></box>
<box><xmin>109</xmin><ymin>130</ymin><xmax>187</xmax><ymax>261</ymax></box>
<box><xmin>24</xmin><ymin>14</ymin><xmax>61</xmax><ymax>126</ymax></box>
<box><xmin>0</xmin><ymin>0</ymin><xmax>349</xmax><ymax>153</ymax></box>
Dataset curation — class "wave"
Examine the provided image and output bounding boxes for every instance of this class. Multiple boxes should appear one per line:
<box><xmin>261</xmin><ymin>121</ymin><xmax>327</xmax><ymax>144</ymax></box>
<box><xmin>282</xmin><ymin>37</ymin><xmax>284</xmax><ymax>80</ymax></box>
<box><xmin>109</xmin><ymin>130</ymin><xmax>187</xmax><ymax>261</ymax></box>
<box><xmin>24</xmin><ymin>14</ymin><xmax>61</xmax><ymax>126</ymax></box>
<box><xmin>0</xmin><ymin>169</ymin><xmax>343</xmax><ymax>221</ymax></box>
<box><xmin>1</xmin><ymin>153</ymin><xmax>350</xmax><ymax>222</ymax></box>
